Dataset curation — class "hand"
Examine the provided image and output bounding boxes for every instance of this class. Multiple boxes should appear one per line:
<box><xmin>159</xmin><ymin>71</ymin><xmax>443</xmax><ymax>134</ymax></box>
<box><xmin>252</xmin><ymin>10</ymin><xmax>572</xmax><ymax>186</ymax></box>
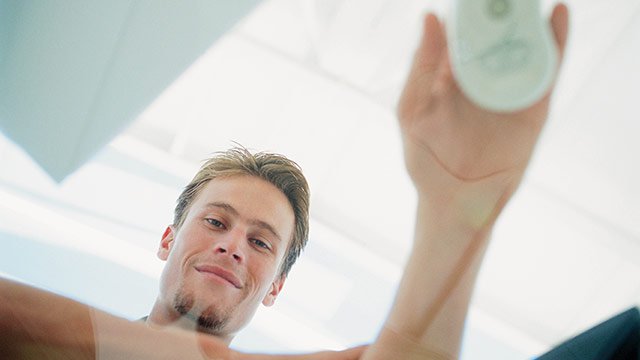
<box><xmin>397</xmin><ymin>4</ymin><xmax>569</xmax><ymax>223</ymax></box>
<box><xmin>235</xmin><ymin>345</ymin><xmax>368</xmax><ymax>360</ymax></box>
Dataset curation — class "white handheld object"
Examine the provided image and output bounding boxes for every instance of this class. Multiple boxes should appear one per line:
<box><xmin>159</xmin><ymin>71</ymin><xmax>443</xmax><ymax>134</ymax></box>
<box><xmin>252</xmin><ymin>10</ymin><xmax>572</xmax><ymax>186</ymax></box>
<box><xmin>447</xmin><ymin>0</ymin><xmax>558</xmax><ymax>112</ymax></box>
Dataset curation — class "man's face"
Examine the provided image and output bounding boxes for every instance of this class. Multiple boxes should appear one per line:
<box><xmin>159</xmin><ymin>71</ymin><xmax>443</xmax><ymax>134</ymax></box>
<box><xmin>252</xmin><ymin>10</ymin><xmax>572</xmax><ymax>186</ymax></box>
<box><xmin>156</xmin><ymin>175</ymin><xmax>295</xmax><ymax>337</ymax></box>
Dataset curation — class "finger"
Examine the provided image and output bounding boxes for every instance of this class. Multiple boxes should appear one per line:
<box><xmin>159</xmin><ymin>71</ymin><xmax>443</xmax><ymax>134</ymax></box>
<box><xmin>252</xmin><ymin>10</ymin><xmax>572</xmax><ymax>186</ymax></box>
<box><xmin>550</xmin><ymin>3</ymin><xmax>569</xmax><ymax>62</ymax></box>
<box><xmin>415</xmin><ymin>13</ymin><xmax>447</xmax><ymax>75</ymax></box>
<box><xmin>435</xmin><ymin>17</ymin><xmax>457</xmax><ymax>94</ymax></box>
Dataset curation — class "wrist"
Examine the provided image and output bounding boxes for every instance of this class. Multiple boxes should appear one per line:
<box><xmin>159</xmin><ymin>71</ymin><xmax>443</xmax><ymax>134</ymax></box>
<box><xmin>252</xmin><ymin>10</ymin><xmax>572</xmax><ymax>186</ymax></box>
<box><xmin>416</xmin><ymin>171</ymin><xmax>520</xmax><ymax>233</ymax></box>
<box><xmin>364</xmin><ymin>326</ymin><xmax>453</xmax><ymax>360</ymax></box>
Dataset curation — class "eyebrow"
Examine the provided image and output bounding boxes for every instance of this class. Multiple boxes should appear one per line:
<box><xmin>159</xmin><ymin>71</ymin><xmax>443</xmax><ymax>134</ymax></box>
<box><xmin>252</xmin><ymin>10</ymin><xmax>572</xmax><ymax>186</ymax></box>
<box><xmin>205</xmin><ymin>202</ymin><xmax>283</xmax><ymax>243</ymax></box>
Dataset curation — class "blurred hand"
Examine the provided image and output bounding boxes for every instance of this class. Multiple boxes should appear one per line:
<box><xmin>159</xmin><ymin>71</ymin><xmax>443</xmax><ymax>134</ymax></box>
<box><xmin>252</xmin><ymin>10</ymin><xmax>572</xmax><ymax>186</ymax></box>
<box><xmin>397</xmin><ymin>4</ymin><xmax>569</xmax><ymax>222</ymax></box>
<box><xmin>234</xmin><ymin>345</ymin><xmax>368</xmax><ymax>360</ymax></box>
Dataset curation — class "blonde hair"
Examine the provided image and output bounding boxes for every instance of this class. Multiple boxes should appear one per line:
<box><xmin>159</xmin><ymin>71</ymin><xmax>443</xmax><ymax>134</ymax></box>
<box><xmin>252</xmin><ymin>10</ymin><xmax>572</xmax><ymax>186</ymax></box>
<box><xmin>173</xmin><ymin>146</ymin><xmax>310</xmax><ymax>277</ymax></box>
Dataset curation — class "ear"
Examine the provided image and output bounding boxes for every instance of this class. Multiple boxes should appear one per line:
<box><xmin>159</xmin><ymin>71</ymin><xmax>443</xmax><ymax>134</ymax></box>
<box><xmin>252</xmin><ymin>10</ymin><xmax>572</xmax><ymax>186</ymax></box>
<box><xmin>157</xmin><ymin>226</ymin><xmax>176</xmax><ymax>261</ymax></box>
<box><xmin>262</xmin><ymin>275</ymin><xmax>286</xmax><ymax>307</ymax></box>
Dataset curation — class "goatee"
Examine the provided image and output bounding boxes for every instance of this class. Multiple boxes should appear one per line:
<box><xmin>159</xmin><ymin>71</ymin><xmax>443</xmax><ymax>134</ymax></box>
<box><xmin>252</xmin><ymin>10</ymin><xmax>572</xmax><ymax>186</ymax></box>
<box><xmin>173</xmin><ymin>291</ymin><xmax>230</xmax><ymax>335</ymax></box>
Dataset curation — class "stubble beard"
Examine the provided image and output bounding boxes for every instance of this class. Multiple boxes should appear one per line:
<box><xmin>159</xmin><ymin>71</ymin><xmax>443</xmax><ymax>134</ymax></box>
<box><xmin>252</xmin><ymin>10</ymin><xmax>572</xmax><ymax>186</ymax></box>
<box><xmin>172</xmin><ymin>284</ymin><xmax>234</xmax><ymax>336</ymax></box>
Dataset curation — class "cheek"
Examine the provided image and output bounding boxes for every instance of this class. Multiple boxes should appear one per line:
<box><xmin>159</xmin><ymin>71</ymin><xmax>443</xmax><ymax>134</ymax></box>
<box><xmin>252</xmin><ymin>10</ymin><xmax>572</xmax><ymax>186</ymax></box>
<box><xmin>247</xmin><ymin>256</ymin><xmax>279</xmax><ymax>291</ymax></box>
<box><xmin>162</xmin><ymin>244</ymin><xmax>187</xmax><ymax>281</ymax></box>
<box><xmin>170</xmin><ymin>227</ymin><xmax>207</xmax><ymax>263</ymax></box>
<box><xmin>161</xmin><ymin>236</ymin><xmax>198</xmax><ymax>289</ymax></box>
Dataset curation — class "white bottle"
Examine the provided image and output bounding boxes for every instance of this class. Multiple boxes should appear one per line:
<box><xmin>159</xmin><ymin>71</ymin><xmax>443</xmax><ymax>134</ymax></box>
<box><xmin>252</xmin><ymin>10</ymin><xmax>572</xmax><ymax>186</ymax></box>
<box><xmin>447</xmin><ymin>0</ymin><xmax>558</xmax><ymax>112</ymax></box>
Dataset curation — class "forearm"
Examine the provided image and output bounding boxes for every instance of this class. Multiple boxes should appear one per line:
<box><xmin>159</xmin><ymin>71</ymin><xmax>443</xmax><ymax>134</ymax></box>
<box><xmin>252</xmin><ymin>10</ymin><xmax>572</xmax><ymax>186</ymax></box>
<box><xmin>365</xmin><ymin>176</ymin><xmax>516</xmax><ymax>359</ymax></box>
<box><xmin>0</xmin><ymin>277</ymin><xmax>96</xmax><ymax>359</ymax></box>
<box><xmin>0</xmin><ymin>278</ymin><xmax>364</xmax><ymax>360</ymax></box>
<box><xmin>0</xmin><ymin>278</ymin><xmax>232</xmax><ymax>360</ymax></box>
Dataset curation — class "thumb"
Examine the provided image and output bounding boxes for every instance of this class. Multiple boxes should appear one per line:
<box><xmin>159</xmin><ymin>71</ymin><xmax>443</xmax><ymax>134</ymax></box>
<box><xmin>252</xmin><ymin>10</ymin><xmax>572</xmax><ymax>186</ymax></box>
<box><xmin>550</xmin><ymin>3</ymin><xmax>570</xmax><ymax>62</ymax></box>
<box><xmin>397</xmin><ymin>13</ymin><xmax>446</xmax><ymax>121</ymax></box>
<box><xmin>414</xmin><ymin>13</ymin><xmax>447</xmax><ymax>76</ymax></box>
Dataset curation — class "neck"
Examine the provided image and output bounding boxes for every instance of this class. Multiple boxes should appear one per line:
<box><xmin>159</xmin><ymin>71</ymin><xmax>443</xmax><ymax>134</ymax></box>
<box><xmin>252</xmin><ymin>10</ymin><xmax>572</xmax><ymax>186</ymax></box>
<box><xmin>146</xmin><ymin>299</ymin><xmax>234</xmax><ymax>345</ymax></box>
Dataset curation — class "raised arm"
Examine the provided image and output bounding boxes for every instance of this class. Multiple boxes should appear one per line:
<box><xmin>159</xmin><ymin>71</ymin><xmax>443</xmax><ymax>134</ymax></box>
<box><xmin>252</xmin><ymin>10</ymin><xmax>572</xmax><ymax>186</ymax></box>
<box><xmin>364</xmin><ymin>4</ymin><xmax>569</xmax><ymax>359</ymax></box>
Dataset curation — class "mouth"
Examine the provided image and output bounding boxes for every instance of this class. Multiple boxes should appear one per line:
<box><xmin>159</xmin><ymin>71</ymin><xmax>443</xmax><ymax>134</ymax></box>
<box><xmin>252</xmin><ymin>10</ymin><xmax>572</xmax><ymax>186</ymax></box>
<box><xmin>195</xmin><ymin>265</ymin><xmax>242</xmax><ymax>289</ymax></box>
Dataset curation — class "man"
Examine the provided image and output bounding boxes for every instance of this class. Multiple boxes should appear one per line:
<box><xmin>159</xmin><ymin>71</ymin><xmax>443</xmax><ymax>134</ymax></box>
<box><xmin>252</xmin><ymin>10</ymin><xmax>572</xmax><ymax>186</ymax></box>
<box><xmin>147</xmin><ymin>147</ymin><xmax>312</xmax><ymax>343</ymax></box>
<box><xmin>0</xmin><ymin>4</ymin><xmax>569</xmax><ymax>359</ymax></box>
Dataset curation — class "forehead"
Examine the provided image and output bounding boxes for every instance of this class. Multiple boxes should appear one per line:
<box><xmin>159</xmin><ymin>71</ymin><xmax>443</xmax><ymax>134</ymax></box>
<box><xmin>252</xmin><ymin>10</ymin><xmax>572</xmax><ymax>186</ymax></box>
<box><xmin>191</xmin><ymin>175</ymin><xmax>295</xmax><ymax>239</ymax></box>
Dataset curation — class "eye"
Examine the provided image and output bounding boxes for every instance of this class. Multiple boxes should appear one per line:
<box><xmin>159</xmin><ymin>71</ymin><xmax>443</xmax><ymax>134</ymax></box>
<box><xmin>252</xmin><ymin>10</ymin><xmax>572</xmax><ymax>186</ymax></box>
<box><xmin>206</xmin><ymin>218</ymin><xmax>225</xmax><ymax>229</ymax></box>
<box><xmin>251</xmin><ymin>238</ymin><xmax>270</xmax><ymax>251</ymax></box>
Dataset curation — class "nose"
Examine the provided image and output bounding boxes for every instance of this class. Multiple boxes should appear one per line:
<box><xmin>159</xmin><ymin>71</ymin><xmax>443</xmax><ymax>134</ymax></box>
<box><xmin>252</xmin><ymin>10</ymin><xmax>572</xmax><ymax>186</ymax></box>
<box><xmin>213</xmin><ymin>230</ymin><xmax>244</xmax><ymax>263</ymax></box>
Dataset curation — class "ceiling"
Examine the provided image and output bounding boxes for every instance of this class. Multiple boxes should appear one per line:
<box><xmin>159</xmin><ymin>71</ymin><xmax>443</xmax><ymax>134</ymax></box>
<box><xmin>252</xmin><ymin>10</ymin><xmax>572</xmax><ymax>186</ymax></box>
<box><xmin>1</xmin><ymin>0</ymin><xmax>639</xmax><ymax>358</ymax></box>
